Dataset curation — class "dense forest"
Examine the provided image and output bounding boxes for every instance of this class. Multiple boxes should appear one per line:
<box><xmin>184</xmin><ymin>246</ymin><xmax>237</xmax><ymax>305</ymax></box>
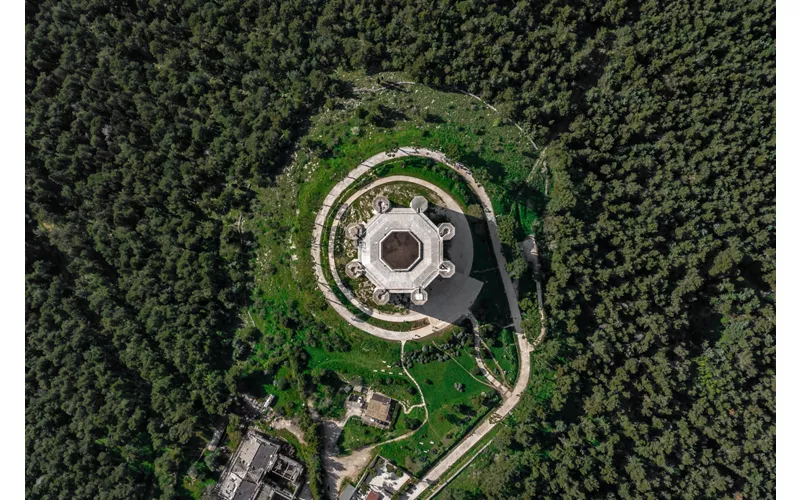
<box><xmin>26</xmin><ymin>0</ymin><xmax>774</xmax><ymax>499</ymax></box>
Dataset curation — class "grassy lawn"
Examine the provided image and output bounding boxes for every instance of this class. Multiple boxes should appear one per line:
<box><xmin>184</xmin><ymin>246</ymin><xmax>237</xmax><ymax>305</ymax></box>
<box><xmin>339</xmin><ymin>407</ymin><xmax>425</xmax><ymax>453</ymax></box>
<box><xmin>379</xmin><ymin>354</ymin><xmax>497</xmax><ymax>476</ymax></box>
<box><xmin>241</xmin><ymin>73</ymin><xmax>542</xmax><ymax>484</ymax></box>
<box><xmin>489</xmin><ymin>343</ymin><xmax>518</xmax><ymax>386</ymax></box>
<box><xmin>305</xmin><ymin>345</ymin><xmax>422</xmax><ymax>408</ymax></box>
<box><xmin>292</xmin><ymin>71</ymin><xmax>541</xmax><ymax>267</ymax></box>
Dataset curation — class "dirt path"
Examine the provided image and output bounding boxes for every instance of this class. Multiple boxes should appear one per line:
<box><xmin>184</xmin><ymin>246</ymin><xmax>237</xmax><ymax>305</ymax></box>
<box><xmin>319</xmin><ymin>407</ymin><xmax>367</xmax><ymax>497</ymax></box>
<box><xmin>311</xmin><ymin>148</ymin><xmax>501</xmax><ymax>341</ymax></box>
<box><xmin>267</xmin><ymin>416</ymin><xmax>307</xmax><ymax>445</ymax></box>
<box><xmin>321</xmin><ymin>341</ymin><xmax>431</xmax><ymax>498</ymax></box>
<box><xmin>311</xmin><ymin>147</ymin><xmax>543</xmax><ymax>499</ymax></box>
<box><xmin>399</xmin><ymin>402</ymin><xmax>426</xmax><ymax>415</ymax></box>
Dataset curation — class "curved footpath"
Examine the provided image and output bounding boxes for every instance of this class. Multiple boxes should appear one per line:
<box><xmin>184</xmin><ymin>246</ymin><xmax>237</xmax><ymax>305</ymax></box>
<box><xmin>310</xmin><ymin>147</ymin><xmax>539</xmax><ymax>499</ymax></box>
<box><xmin>311</xmin><ymin>147</ymin><xmax>522</xmax><ymax>342</ymax></box>
<box><xmin>467</xmin><ymin>312</ymin><xmax>511</xmax><ymax>395</ymax></box>
<box><xmin>327</xmin><ymin>175</ymin><xmax>477</xmax><ymax>324</ymax></box>
<box><xmin>395</xmin><ymin>148</ymin><xmax>533</xmax><ymax>500</ymax></box>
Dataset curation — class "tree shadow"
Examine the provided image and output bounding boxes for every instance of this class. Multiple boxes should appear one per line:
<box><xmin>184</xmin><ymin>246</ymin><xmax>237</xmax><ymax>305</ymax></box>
<box><xmin>459</xmin><ymin>152</ymin><xmax>505</xmax><ymax>184</ymax></box>
<box><xmin>366</xmin><ymin>104</ymin><xmax>408</xmax><ymax>128</ymax></box>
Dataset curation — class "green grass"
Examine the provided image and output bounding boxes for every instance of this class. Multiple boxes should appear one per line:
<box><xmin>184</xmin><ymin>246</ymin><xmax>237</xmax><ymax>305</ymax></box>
<box><xmin>254</xmin><ymin>365</ymin><xmax>304</xmax><ymax>417</ymax></box>
<box><xmin>369</xmin><ymin>158</ymin><xmax>475</xmax><ymax>210</ymax></box>
<box><xmin>251</xmin><ymin>70</ymin><xmax>541</xmax><ymax>342</ymax></box>
<box><xmin>339</xmin><ymin>407</ymin><xmax>425</xmax><ymax>453</ymax></box>
<box><xmin>293</xmin><ymin>72</ymin><xmax>541</xmax><ymax>243</ymax></box>
<box><xmin>379</xmin><ymin>355</ymin><xmax>496</xmax><ymax>475</ymax></box>
<box><xmin>428</xmin><ymin>434</ymin><xmax>500</xmax><ymax>500</ymax></box>
<box><xmin>305</xmin><ymin>345</ymin><xmax>422</xmax><ymax>408</ymax></box>
<box><xmin>243</xmin><ymin>72</ymin><xmax>542</xmax><ymax>482</ymax></box>
<box><xmin>489</xmin><ymin>344</ymin><xmax>518</xmax><ymax>386</ymax></box>
<box><xmin>181</xmin><ymin>477</ymin><xmax>216</xmax><ymax>500</ymax></box>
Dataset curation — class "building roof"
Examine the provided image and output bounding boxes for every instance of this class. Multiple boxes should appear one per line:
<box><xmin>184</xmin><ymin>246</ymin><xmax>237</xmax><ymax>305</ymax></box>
<box><xmin>218</xmin><ymin>431</ymin><xmax>304</xmax><ymax>500</ymax></box>
<box><xmin>272</xmin><ymin>455</ymin><xmax>303</xmax><ymax>482</ymax></box>
<box><xmin>371</xmin><ymin>393</ymin><xmax>392</xmax><ymax>404</ymax></box>
<box><xmin>250</xmin><ymin>441</ymin><xmax>279</xmax><ymax>473</ymax></box>
<box><xmin>256</xmin><ymin>485</ymin><xmax>275</xmax><ymax>500</ymax></box>
<box><xmin>239</xmin><ymin>438</ymin><xmax>260</xmax><ymax>465</ymax></box>
<box><xmin>358</xmin><ymin>200</ymin><xmax>453</xmax><ymax>294</ymax></box>
<box><xmin>339</xmin><ymin>484</ymin><xmax>356</xmax><ymax>500</ymax></box>
<box><xmin>232</xmin><ymin>480</ymin><xmax>258</xmax><ymax>500</ymax></box>
<box><xmin>365</xmin><ymin>394</ymin><xmax>393</xmax><ymax>423</ymax></box>
<box><xmin>365</xmin><ymin>492</ymin><xmax>383</xmax><ymax>500</ymax></box>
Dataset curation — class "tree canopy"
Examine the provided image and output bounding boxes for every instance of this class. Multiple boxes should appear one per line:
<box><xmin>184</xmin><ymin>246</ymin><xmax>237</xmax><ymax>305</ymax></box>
<box><xmin>27</xmin><ymin>0</ymin><xmax>774</xmax><ymax>498</ymax></box>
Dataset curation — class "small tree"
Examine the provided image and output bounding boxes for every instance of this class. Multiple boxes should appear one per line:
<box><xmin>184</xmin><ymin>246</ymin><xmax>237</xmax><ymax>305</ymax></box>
<box><xmin>454</xmin><ymin>382</ymin><xmax>465</xmax><ymax>392</ymax></box>
<box><xmin>204</xmin><ymin>449</ymin><xmax>221</xmax><ymax>472</ymax></box>
<box><xmin>506</xmin><ymin>257</ymin><xmax>529</xmax><ymax>280</ymax></box>
<box><xmin>226</xmin><ymin>415</ymin><xmax>243</xmax><ymax>449</ymax></box>
<box><xmin>405</xmin><ymin>418</ymin><xmax>422</xmax><ymax>430</ymax></box>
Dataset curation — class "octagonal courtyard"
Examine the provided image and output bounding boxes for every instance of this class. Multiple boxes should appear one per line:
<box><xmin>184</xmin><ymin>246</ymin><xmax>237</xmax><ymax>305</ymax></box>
<box><xmin>380</xmin><ymin>231</ymin><xmax>420</xmax><ymax>271</ymax></box>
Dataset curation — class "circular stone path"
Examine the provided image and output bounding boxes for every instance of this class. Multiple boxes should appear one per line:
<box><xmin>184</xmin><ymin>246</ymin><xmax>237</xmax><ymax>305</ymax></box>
<box><xmin>311</xmin><ymin>147</ymin><xmax>525</xmax><ymax>343</ymax></box>
<box><xmin>311</xmin><ymin>147</ymin><xmax>536</xmax><ymax>500</ymax></box>
<box><xmin>328</xmin><ymin>175</ymin><xmax>479</xmax><ymax>324</ymax></box>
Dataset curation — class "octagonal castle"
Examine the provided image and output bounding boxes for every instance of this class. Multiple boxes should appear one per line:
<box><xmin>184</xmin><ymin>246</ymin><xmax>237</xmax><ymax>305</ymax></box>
<box><xmin>345</xmin><ymin>195</ymin><xmax>455</xmax><ymax>305</ymax></box>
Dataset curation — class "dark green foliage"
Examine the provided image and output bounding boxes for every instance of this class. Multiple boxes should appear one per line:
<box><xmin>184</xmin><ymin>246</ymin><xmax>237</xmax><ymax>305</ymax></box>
<box><xmin>405</xmin><ymin>418</ymin><xmax>422</xmax><ymax>430</ymax></box>
<box><xmin>27</xmin><ymin>0</ymin><xmax>774</xmax><ymax>499</ymax></box>
<box><xmin>340</xmin><ymin>1</ymin><xmax>772</xmax><ymax>499</ymax></box>
<box><xmin>26</xmin><ymin>1</ymin><xmax>334</xmax><ymax>498</ymax></box>
<box><xmin>407</xmin><ymin>326</ymin><xmax>470</xmax><ymax>365</ymax></box>
<box><xmin>505</xmin><ymin>257</ymin><xmax>529</xmax><ymax>280</ymax></box>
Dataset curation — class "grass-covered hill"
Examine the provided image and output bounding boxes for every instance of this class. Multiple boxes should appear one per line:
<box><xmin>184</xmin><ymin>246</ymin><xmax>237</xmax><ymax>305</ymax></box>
<box><xmin>26</xmin><ymin>1</ymin><xmax>774</xmax><ymax>499</ymax></box>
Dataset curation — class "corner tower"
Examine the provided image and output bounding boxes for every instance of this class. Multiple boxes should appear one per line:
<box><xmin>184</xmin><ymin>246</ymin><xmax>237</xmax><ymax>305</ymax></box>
<box><xmin>346</xmin><ymin>196</ymin><xmax>455</xmax><ymax>305</ymax></box>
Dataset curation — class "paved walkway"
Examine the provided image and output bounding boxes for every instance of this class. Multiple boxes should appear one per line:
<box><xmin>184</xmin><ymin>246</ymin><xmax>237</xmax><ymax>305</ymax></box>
<box><xmin>311</xmin><ymin>147</ymin><xmax>537</xmax><ymax>499</ymax></box>
<box><xmin>311</xmin><ymin>149</ymin><xmax>491</xmax><ymax>341</ymax></box>
<box><xmin>327</xmin><ymin>175</ymin><xmax>479</xmax><ymax>324</ymax></box>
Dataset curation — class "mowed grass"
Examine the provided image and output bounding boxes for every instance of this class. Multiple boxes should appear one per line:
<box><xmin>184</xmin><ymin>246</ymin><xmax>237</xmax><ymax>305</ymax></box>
<box><xmin>305</xmin><ymin>344</ymin><xmax>422</xmax><ymax>408</ymax></box>
<box><xmin>379</xmin><ymin>355</ymin><xmax>495</xmax><ymax>475</ymax></box>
